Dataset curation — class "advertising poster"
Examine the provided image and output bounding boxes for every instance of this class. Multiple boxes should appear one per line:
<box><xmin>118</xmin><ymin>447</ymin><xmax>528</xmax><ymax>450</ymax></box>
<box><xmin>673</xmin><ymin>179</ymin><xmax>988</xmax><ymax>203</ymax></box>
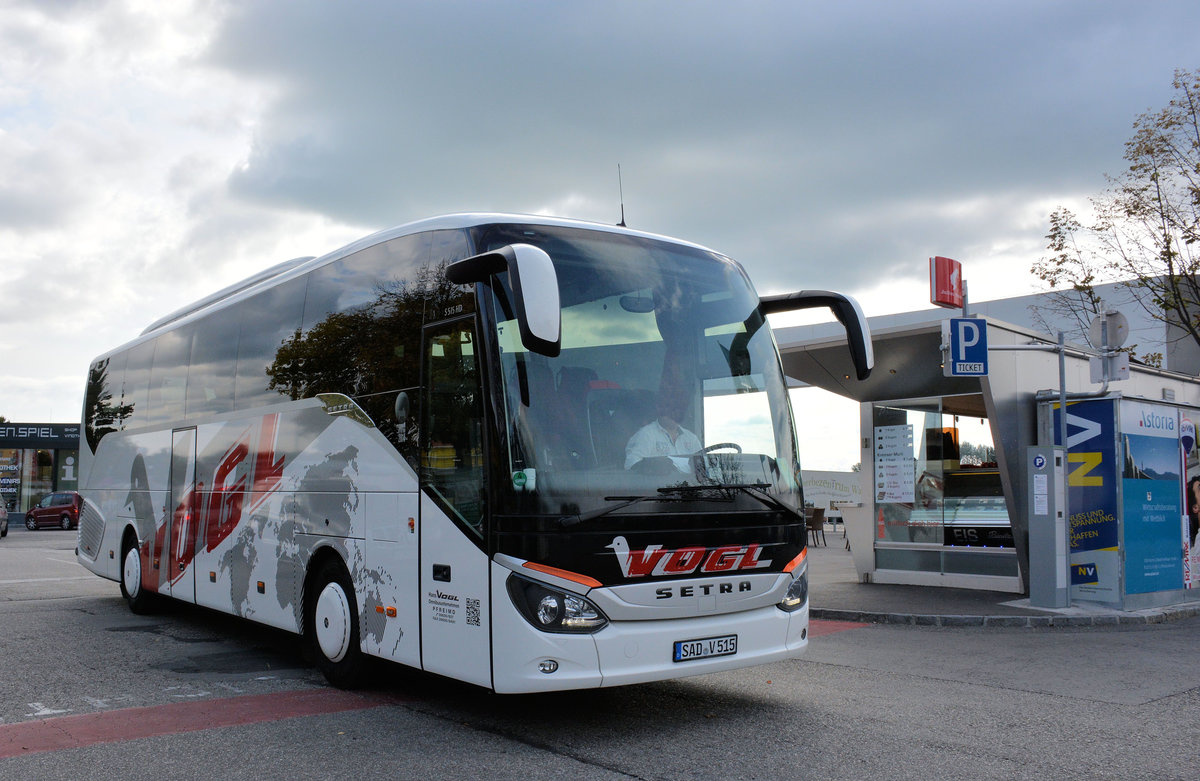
<box><xmin>1052</xmin><ymin>398</ymin><xmax>1120</xmax><ymax>603</ymax></box>
<box><xmin>1182</xmin><ymin>417</ymin><xmax>1200</xmax><ymax>590</ymax></box>
<box><xmin>1119</xmin><ymin>401</ymin><xmax>1185</xmax><ymax>594</ymax></box>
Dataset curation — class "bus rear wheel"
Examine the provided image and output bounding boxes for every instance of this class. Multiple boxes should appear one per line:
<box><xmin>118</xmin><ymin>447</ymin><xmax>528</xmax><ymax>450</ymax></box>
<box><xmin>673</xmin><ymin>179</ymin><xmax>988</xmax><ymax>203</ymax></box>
<box><xmin>306</xmin><ymin>557</ymin><xmax>367</xmax><ymax>689</ymax></box>
<box><xmin>119</xmin><ymin>533</ymin><xmax>155</xmax><ymax>614</ymax></box>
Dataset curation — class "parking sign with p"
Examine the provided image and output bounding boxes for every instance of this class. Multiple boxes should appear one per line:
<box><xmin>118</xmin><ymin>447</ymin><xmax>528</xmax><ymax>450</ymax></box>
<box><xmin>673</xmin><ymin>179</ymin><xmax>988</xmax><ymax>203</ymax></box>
<box><xmin>943</xmin><ymin>317</ymin><xmax>988</xmax><ymax>377</ymax></box>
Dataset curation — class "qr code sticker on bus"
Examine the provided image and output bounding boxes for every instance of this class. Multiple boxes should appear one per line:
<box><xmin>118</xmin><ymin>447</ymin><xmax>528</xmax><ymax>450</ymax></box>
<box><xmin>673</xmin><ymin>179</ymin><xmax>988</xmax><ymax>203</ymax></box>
<box><xmin>466</xmin><ymin>597</ymin><xmax>481</xmax><ymax>627</ymax></box>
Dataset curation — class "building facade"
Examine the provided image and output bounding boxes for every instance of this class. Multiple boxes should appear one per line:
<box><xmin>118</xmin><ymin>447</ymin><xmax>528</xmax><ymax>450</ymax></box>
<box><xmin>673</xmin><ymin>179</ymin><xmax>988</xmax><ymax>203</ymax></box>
<box><xmin>0</xmin><ymin>423</ymin><xmax>81</xmax><ymax>520</ymax></box>
<box><xmin>776</xmin><ymin>290</ymin><xmax>1200</xmax><ymax>609</ymax></box>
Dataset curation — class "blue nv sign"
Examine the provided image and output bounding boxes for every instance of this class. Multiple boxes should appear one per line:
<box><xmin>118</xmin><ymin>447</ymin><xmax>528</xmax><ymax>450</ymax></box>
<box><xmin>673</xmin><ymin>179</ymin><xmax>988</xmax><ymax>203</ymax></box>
<box><xmin>942</xmin><ymin>317</ymin><xmax>988</xmax><ymax>377</ymax></box>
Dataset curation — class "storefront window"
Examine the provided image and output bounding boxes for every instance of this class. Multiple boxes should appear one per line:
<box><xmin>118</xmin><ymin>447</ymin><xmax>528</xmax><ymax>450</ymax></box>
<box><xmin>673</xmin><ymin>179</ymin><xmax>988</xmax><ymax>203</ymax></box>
<box><xmin>0</xmin><ymin>424</ymin><xmax>82</xmax><ymax>516</ymax></box>
<box><xmin>0</xmin><ymin>449</ymin><xmax>19</xmax><ymax>513</ymax></box>
<box><xmin>871</xmin><ymin>394</ymin><xmax>1016</xmax><ymax>580</ymax></box>
<box><xmin>23</xmin><ymin>449</ymin><xmax>55</xmax><ymax>512</ymax></box>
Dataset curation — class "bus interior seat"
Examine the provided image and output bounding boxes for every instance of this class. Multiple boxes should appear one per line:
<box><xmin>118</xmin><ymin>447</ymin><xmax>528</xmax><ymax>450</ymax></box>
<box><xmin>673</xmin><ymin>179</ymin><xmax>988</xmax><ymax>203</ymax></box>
<box><xmin>587</xmin><ymin>388</ymin><xmax>656</xmax><ymax>468</ymax></box>
<box><xmin>556</xmin><ymin>366</ymin><xmax>598</xmax><ymax>401</ymax></box>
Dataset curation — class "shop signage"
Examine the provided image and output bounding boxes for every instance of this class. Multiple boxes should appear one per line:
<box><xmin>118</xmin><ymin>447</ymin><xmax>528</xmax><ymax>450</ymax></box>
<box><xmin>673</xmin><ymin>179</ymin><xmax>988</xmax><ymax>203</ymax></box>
<box><xmin>0</xmin><ymin>423</ymin><xmax>80</xmax><ymax>450</ymax></box>
<box><xmin>943</xmin><ymin>524</ymin><xmax>1016</xmax><ymax>548</ymax></box>
<box><xmin>929</xmin><ymin>256</ymin><xmax>963</xmax><ymax>309</ymax></box>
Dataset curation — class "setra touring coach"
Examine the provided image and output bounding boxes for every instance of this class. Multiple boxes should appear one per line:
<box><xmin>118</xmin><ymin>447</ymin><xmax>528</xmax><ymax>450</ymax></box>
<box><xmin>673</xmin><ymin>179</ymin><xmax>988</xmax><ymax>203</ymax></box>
<box><xmin>76</xmin><ymin>214</ymin><xmax>872</xmax><ymax>692</ymax></box>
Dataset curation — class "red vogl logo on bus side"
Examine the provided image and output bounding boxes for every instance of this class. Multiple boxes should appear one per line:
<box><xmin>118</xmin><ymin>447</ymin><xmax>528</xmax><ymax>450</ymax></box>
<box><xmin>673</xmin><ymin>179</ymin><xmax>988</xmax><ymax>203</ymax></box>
<box><xmin>606</xmin><ymin>536</ymin><xmax>772</xmax><ymax>578</ymax></box>
<box><xmin>163</xmin><ymin>415</ymin><xmax>286</xmax><ymax>586</ymax></box>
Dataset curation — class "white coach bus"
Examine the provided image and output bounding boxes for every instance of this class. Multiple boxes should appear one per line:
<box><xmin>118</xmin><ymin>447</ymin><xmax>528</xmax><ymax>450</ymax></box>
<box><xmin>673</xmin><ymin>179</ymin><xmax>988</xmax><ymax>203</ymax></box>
<box><xmin>77</xmin><ymin>214</ymin><xmax>872</xmax><ymax>692</ymax></box>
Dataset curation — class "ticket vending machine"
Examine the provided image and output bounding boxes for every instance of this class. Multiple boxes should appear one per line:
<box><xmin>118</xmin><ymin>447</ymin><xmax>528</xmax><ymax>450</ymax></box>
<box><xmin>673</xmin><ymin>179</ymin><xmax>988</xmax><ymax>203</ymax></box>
<box><xmin>1027</xmin><ymin>446</ymin><xmax>1068</xmax><ymax>608</ymax></box>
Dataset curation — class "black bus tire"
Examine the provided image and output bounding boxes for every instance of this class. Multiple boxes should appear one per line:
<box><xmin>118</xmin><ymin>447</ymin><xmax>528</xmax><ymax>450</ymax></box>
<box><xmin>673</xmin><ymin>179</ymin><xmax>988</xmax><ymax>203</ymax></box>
<box><xmin>306</xmin><ymin>557</ymin><xmax>367</xmax><ymax>689</ymax></box>
<box><xmin>119</xmin><ymin>532</ymin><xmax>156</xmax><ymax>614</ymax></box>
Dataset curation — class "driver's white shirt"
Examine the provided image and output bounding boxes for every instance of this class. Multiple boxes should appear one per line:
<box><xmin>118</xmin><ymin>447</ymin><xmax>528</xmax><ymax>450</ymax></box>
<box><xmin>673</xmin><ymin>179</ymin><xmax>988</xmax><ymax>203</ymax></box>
<box><xmin>624</xmin><ymin>420</ymin><xmax>702</xmax><ymax>469</ymax></box>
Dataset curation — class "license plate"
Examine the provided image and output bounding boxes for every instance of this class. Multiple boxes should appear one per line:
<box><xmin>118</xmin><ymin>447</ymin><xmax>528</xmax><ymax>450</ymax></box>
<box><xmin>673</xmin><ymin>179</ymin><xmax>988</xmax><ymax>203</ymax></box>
<box><xmin>672</xmin><ymin>634</ymin><xmax>737</xmax><ymax>662</ymax></box>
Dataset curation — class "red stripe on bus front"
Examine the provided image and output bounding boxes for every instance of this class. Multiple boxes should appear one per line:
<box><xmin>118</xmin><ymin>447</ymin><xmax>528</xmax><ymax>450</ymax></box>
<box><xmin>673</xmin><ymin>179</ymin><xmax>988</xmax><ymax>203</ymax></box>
<box><xmin>0</xmin><ymin>688</ymin><xmax>393</xmax><ymax>759</ymax></box>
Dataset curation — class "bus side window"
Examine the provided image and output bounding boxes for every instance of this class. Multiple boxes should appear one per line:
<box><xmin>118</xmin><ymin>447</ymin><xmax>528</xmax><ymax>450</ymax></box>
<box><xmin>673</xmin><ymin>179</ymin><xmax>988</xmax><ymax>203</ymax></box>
<box><xmin>429</xmin><ymin>228</ymin><xmax>470</xmax><ymax>267</ymax></box>
<box><xmin>421</xmin><ymin>319</ymin><xmax>485</xmax><ymax>538</ymax></box>
<box><xmin>122</xmin><ymin>338</ymin><xmax>155</xmax><ymax>431</ymax></box>
<box><xmin>148</xmin><ymin>326</ymin><xmax>194</xmax><ymax>428</ymax></box>
<box><xmin>237</xmin><ymin>276</ymin><xmax>307</xmax><ymax>407</ymax></box>
<box><xmin>85</xmin><ymin>352</ymin><xmax>128</xmax><ymax>451</ymax></box>
<box><xmin>186</xmin><ymin>306</ymin><xmax>240</xmax><ymax>417</ymax></box>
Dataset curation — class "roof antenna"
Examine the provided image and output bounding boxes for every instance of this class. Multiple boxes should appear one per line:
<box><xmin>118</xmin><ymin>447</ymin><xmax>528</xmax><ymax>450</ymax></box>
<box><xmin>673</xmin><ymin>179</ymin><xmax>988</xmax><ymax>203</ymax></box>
<box><xmin>617</xmin><ymin>164</ymin><xmax>627</xmax><ymax>227</ymax></box>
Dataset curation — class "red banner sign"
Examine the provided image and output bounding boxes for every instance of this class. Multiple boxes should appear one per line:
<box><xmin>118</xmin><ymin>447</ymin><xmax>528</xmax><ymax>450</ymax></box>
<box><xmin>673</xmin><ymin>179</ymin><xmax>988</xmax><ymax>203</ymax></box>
<box><xmin>930</xmin><ymin>256</ymin><xmax>963</xmax><ymax>309</ymax></box>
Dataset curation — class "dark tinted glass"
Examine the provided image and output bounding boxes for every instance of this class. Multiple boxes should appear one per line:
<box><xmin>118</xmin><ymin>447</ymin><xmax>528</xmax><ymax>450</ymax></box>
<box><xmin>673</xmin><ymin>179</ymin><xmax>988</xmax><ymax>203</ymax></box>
<box><xmin>148</xmin><ymin>326</ymin><xmax>193</xmax><ymax>427</ymax></box>
<box><xmin>421</xmin><ymin>318</ymin><xmax>485</xmax><ymax>538</ymax></box>
<box><xmin>186</xmin><ymin>304</ymin><xmax>241</xmax><ymax>417</ymax></box>
<box><xmin>300</xmin><ymin>232</ymin><xmax>432</xmax><ymax>332</ymax></box>
<box><xmin>430</xmin><ymin>228</ymin><xmax>471</xmax><ymax>268</ymax></box>
<box><xmin>122</xmin><ymin>339</ymin><xmax>156</xmax><ymax>431</ymax></box>
<box><xmin>234</xmin><ymin>275</ymin><xmax>307</xmax><ymax>408</ymax></box>
<box><xmin>84</xmin><ymin>352</ymin><xmax>128</xmax><ymax>451</ymax></box>
<box><xmin>269</xmin><ymin>230</ymin><xmax>473</xmax><ymax>465</ymax></box>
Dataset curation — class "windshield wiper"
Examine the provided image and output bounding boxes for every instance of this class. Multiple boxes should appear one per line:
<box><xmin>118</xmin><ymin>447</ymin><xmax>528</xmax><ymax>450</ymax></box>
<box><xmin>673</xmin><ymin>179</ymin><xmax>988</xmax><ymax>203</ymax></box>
<box><xmin>658</xmin><ymin>482</ymin><xmax>803</xmax><ymax>517</ymax></box>
<box><xmin>557</xmin><ymin>483</ymin><xmax>799</xmax><ymax>527</ymax></box>
<box><xmin>557</xmin><ymin>488</ymin><xmax>720</xmax><ymax>527</ymax></box>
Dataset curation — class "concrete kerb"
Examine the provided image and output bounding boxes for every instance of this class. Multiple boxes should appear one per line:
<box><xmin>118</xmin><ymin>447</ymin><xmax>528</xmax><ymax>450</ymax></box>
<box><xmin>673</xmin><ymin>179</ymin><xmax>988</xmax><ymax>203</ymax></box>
<box><xmin>810</xmin><ymin>601</ymin><xmax>1200</xmax><ymax>628</ymax></box>
<box><xmin>804</xmin><ymin>529</ymin><xmax>1200</xmax><ymax>629</ymax></box>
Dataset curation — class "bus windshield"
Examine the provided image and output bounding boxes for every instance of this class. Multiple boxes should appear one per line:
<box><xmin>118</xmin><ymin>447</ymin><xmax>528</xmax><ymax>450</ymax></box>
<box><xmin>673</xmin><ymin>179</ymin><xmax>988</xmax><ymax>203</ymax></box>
<box><xmin>477</xmin><ymin>224</ymin><xmax>802</xmax><ymax>518</ymax></box>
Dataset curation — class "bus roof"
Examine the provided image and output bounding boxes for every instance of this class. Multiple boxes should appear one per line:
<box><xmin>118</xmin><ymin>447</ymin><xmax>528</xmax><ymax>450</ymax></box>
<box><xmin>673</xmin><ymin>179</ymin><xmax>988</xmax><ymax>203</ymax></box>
<box><xmin>131</xmin><ymin>213</ymin><xmax>717</xmax><ymax>344</ymax></box>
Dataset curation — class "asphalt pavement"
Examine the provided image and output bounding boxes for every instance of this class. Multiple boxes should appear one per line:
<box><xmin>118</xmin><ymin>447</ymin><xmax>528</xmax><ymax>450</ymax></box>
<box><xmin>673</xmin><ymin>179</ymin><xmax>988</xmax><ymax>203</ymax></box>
<box><xmin>806</xmin><ymin>521</ymin><xmax>1200</xmax><ymax>627</ymax></box>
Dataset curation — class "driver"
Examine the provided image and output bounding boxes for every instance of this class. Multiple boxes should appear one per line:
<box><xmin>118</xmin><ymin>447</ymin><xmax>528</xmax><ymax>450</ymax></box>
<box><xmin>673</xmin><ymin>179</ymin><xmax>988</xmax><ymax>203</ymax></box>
<box><xmin>624</xmin><ymin>393</ymin><xmax>701</xmax><ymax>469</ymax></box>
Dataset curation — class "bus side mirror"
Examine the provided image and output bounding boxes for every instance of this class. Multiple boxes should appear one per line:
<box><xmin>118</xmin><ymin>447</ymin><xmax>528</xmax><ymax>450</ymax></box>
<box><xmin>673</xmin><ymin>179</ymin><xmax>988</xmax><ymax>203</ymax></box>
<box><xmin>447</xmin><ymin>243</ymin><xmax>562</xmax><ymax>357</ymax></box>
<box><xmin>759</xmin><ymin>290</ymin><xmax>874</xmax><ymax>380</ymax></box>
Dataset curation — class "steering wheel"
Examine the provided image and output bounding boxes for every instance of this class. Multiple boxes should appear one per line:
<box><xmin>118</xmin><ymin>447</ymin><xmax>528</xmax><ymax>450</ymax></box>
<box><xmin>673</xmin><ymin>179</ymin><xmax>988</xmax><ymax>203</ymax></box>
<box><xmin>700</xmin><ymin>442</ymin><xmax>742</xmax><ymax>455</ymax></box>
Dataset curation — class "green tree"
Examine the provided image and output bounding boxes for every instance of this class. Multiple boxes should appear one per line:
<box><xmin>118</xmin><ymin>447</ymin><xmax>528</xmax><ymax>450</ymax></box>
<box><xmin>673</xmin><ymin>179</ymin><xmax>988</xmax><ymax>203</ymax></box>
<box><xmin>1031</xmin><ymin>67</ymin><xmax>1200</xmax><ymax>367</ymax></box>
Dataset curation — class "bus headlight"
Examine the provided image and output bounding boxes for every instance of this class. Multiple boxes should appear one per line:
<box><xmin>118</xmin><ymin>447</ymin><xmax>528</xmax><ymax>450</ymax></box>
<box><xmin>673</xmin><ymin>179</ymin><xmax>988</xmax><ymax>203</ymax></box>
<box><xmin>507</xmin><ymin>574</ymin><xmax>608</xmax><ymax>633</ymax></box>
<box><xmin>777</xmin><ymin>568</ymin><xmax>808</xmax><ymax>613</ymax></box>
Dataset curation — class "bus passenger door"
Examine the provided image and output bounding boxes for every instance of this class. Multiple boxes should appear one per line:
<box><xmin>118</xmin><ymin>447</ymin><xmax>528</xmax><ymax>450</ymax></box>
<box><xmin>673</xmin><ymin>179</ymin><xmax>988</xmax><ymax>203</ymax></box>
<box><xmin>419</xmin><ymin>318</ymin><xmax>492</xmax><ymax>688</ymax></box>
<box><xmin>166</xmin><ymin>427</ymin><xmax>198</xmax><ymax>602</ymax></box>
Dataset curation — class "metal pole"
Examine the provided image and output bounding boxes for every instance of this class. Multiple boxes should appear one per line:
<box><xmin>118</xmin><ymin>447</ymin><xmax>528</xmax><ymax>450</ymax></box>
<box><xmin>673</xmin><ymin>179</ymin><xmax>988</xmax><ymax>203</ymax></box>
<box><xmin>1058</xmin><ymin>331</ymin><xmax>1067</xmax><ymax>451</ymax></box>
<box><xmin>1058</xmin><ymin>330</ymin><xmax>1070</xmax><ymax>607</ymax></box>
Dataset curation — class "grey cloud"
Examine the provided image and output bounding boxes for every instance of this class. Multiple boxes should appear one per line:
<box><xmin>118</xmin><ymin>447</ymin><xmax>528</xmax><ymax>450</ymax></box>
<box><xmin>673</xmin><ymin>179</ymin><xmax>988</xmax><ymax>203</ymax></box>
<box><xmin>18</xmin><ymin>1</ymin><xmax>1200</xmax><ymax>303</ymax></box>
<box><xmin>202</xmin><ymin>0</ymin><xmax>1200</xmax><ymax>299</ymax></box>
<box><xmin>2</xmin><ymin>0</ymin><xmax>1199</xmax><ymax>425</ymax></box>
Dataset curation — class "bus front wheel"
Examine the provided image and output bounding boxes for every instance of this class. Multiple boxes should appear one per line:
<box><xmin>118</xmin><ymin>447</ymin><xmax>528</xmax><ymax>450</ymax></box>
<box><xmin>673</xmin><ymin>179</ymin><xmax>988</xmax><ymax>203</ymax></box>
<box><xmin>306</xmin><ymin>557</ymin><xmax>367</xmax><ymax>689</ymax></box>
<box><xmin>119</xmin><ymin>533</ymin><xmax>155</xmax><ymax>614</ymax></box>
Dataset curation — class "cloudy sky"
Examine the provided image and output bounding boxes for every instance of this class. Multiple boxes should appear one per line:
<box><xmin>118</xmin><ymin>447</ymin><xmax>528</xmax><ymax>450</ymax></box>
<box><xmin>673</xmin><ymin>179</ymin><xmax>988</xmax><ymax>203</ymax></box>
<box><xmin>3</xmin><ymin>0</ymin><xmax>1198</xmax><ymax>468</ymax></box>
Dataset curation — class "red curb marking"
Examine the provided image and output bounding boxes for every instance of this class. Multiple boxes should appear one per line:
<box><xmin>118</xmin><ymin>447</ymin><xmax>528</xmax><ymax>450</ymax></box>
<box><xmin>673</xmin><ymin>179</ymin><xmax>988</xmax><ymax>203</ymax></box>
<box><xmin>0</xmin><ymin>688</ymin><xmax>393</xmax><ymax>759</ymax></box>
<box><xmin>809</xmin><ymin>618</ymin><xmax>869</xmax><ymax>637</ymax></box>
